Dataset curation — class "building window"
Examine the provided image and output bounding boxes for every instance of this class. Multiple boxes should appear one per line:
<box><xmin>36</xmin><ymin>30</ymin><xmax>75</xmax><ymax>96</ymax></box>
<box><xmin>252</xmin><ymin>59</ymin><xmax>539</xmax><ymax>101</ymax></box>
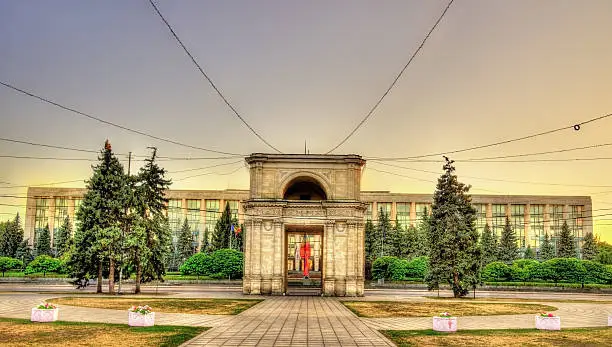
<box><xmin>530</xmin><ymin>204</ymin><xmax>544</xmax><ymax>248</ymax></box>
<box><xmin>187</xmin><ymin>200</ymin><xmax>201</xmax><ymax>240</ymax></box>
<box><xmin>511</xmin><ymin>204</ymin><xmax>525</xmax><ymax>248</ymax></box>
<box><xmin>227</xmin><ymin>200</ymin><xmax>239</xmax><ymax>220</ymax></box>
<box><xmin>35</xmin><ymin>198</ymin><xmax>48</xmax><ymax>244</ymax></box>
<box><xmin>205</xmin><ymin>199</ymin><xmax>220</xmax><ymax>239</ymax></box>
<box><xmin>549</xmin><ymin>204</ymin><xmax>564</xmax><ymax>237</ymax></box>
<box><xmin>73</xmin><ymin>198</ymin><xmax>82</xmax><ymax>230</ymax></box>
<box><xmin>377</xmin><ymin>202</ymin><xmax>392</xmax><ymax>219</ymax></box>
<box><xmin>474</xmin><ymin>204</ymin><xmax>487</xmax><ymax>234</ymax></box>
<box><xmin>53</xmin><ymin>198</ymin><xmax>68</xmax><ymax>246</ymax></box>
<box><xmin>570</xmin><ymin>205</ymin><xmax>584</xmax><ymax>246</ymax></box>
<box><xmin>415</xmin><ymin>203</ymin><xmax>431</xmax><ymax>224</ymax></box>
<box><xmin>167</xmin><ymin>199</ymin><xmax>183</xmax><ymax>243</ymax></box>
<box><xmin>365</xmin><ymin>203</ymin><xmax>373</xmax><ymax>221</ymax></box>
<box><xmin>396</xmin><ymin>202</ymin><xmax>411</xmax><ymax>229</ymax></box>
<box><xmin>492</xmin><ymin>204</ymin><xmax>506</xmax><ymax>237</ymax></box>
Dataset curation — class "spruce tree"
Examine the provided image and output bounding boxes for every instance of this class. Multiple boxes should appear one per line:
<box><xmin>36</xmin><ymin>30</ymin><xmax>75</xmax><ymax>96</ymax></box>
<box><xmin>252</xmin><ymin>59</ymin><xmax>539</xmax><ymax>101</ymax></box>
<box><xmin>364</xmin><ymin>219</ymin><xmax>379</xmax><ymax>280</ymax></box>
<box><xmin>177</xmin><ymin>218</ymin><xmax>194</xmax><ymax>263</ymax></box>
<box><xmin>212</xmin><ymin>203</ymin><xmax>232</xmax><ymax>251</ymax></box>
<box><xmin>201</xmin><ymin>227</ymin><xmax>211</xmax><ymax>253</ymax></box>
<box><xmin>480</xmin><ymin>223</ymin><xmax>498</xmax><ymax>265</ymax></box>
<box><xmin>54</xmin><ymin>215</ymin><xmax>73</xmax><ymax>258</ymax></box>
<box><xmin>557</xmin><ymin>221</ymin><xmax>576</xmax><ymax>258</ymax></box>
<box><xmin>523</xmin><ymin>245</ymin><xmax>536</xmax><ymax>259</ymax></box>
<box><xmin>36</xmin><ymin>224</ymin><xmax>52</xmax><ymax>257</ymax></box>
<box><xmin>426</xmin><ymin>157</ymin><xmax>481</xmax><ymax>298</ymax></box>
<box><xmin>0</xmin><ymin>213</ymin><xmax>24</xmax><ymax>257</ymax></box>
<box><xmin>132</xmin><ymin>147</ymin><xmax>172</xmax><ymax>293</ymax></box>
<box><xmin>69</xmin><ymin>140</ymin><xmax>128</xmax><ymax>293</ymax></box>
<box><xmin>539</xmin><ymin>233</ymin><xmax>555</xmax><ymax>260</ymax></box>
<box><xmin>377</xmin><ymin>208</ymin><xmax>392</xmax><ymax>257</ymax></box>
<box><xmin>498</xmin><ymin>217</ymin><xmax>519</xmax><ymax>263</ymax></box>
<box><xmin>581</xmin><ymin>232</ymin><xmax>598</xmax><ymax>260</ymax></box>
<box><xmin>15</xmin><ymin>239</ymin><xmax>34</xmax><ymax>267</ymax></box>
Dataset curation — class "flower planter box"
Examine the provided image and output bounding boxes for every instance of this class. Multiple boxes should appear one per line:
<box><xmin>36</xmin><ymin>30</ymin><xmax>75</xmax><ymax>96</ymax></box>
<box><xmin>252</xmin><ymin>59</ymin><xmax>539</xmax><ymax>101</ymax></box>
<box><xmin>31</xmin><ymin>308</ymin><xmax>58</xmax><ymax>322</ymax></box>
<box><xmin>128</xmin><ymin>311</ymin><xmax>155</xmax><ymax>327</ymax></box>
<box><xmin>535</xmin><ymin>316</ymin><xmax>560</xmax><ymax>330</ymax></box>
<box><xmin>433</xmin><ymin>316</ymin><xmax>457</xmax><ymax>332</ymax></box>
<box><xmin>608</xmin><ymin>316</ymin><xmax>611</xmax><ymax>327</ymax></box>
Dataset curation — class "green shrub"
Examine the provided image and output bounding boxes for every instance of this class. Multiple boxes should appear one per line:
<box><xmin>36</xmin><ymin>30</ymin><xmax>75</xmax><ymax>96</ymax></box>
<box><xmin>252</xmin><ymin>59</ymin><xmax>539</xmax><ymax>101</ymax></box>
<box><xmin>209</xmin><ymin>249</ymin><xmax>243</xmax><ymax>279</ymax></box>
<box><xmin>481</xmin><ymin>262</ymin><xmax>511</xmax><ymax>282</ymax></box>
<box><xmin>372</xmin><ymin>256</ymin><xmax>400</xmax><ymax>280</ymax></box>
<box><xmin>582</xmin><ymin>260</ymin><xmax>612</xmax><ymax>284</ymax></box>
<box><xmin>540</xmin><ymin>258</ymin><xmax>586</xmax><ymax>285</ymax></box>
<box><xmin>179</xmin><ymin>253</ymin><xmax>212</xmax><ymax>277</ymax></box>
<box><xmin>405</xmin><ymin>256</ymin><xmax>428</xmax><ymax>279</ymax></box>
<box><xmin>24</xmin><ymin>255</ymin><xmax>61</xmax><ymax>277</ymax></box>
<box><xmin>510</xmin><ymin>259</ymin><xmax>541</xmax><ymax>282</ymax></box>
<box><xmin>0</xmin><ymin>257</ymin><xmax>23</xmax><ymax>276</ymax></box>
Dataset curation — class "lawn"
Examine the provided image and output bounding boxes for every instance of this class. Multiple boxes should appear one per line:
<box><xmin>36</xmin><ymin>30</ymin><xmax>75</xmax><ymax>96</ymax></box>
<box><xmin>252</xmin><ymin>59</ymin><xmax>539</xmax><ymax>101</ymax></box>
<box><xmin>343</xmin><ymin>301</ymin><xmax>557</xmax><ymax>318</ymax></box>
<box><xmin>425</xmin><ymin>296</ymin><xmax>612</xmax><ymax>304</ymax></box>
<box><xmin>47</xmin><ymin>297</ymin><xmax>261</xmax><ymax>315</ymax></box>
<box><xmin>382</xmin><ymin>328</ymin><xmax>612</xmax><ymax>347</ymax></box>
<box><xmin>0</xmin><ymin>317</ymin><xmax>207</xmax><ymax>347</ymax></box>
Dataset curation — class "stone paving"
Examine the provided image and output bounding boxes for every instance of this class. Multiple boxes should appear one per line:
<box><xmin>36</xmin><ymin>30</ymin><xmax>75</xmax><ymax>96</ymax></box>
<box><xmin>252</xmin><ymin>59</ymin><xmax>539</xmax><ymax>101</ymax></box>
<box><xmin>0</xmin><ymin>284</ymin><xmax>611</xmax><ymax>346</ymax></box>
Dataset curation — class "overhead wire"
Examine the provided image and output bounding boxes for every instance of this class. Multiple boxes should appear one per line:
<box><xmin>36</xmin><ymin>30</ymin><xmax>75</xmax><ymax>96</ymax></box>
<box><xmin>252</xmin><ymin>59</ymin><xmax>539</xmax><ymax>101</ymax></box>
<box><xmin>325</xmin><ymin>0</ymin><xmax>455</xmax><ymax>154</ymax></box>
<box><xmin>0</xmin><ymin>81</ymin><xmax>243</xmax><ymax>156</ymax></box>
<box><xmin>147</xmin><ymin>0</ymin><xmax>282</xmax><ymax>154</ymax></box>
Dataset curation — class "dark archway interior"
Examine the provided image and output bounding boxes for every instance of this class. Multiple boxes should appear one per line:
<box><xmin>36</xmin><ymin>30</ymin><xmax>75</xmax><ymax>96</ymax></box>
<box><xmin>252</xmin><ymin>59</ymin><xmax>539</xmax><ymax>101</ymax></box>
<box><xmin>283</xmin><ymin>177</ymin><xmax>327</xmax><ymax>200</ymax></box>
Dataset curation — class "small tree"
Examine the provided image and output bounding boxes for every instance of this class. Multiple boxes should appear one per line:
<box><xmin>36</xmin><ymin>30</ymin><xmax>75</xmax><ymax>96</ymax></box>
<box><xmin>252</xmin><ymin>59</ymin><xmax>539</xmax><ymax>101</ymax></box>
<box><xmin>0</xmin><ymin>257</ymin><xmax>23</xmax><ymax>276</ymax></box>
<box><xmin>0</xmin><ymin>213</ymin><xmax>24</xmax><ymax>258</ymax></box>
<box><xmin>177</xmin><ymin>218</ymin><xmax>194</xmax><ymax>263</ymax></box>
<box><xmin>25</xmin><ymin>255</ymin><xmax>61</xmax><ymax>277</ymax></box>
<box><xmin>581</xmin><ymin>232</ymin><xmax>598</xmax><ymax>260</ymax></box>
<box><xmin>480</xmin><ymin>223</ymin><xmax>498</xmax><ymax>265</ymax></box>
<box><xmin>36</xmin><ymin>224</ymin><xmax>52</xmax><ymax>257</ymax></box>
<box><xmin>539</xmin><ymin>233</ymin><xmax>556</xmax><ymax>261</ymax></box>
<box><xmin>557</xmin><ymin>221</ymin><xmax>576</xmax><ymax>258</ymax></box>
<box><xmin>523</xmin><ymin>245</ymin><xmax>536</xmax><ymax>259</ymax></box>
<box><xmin>201</xmin><ymin>227</ymin><xmax>211</xmax><ymax>253</ymax></box>
<box><xmin>54</xmin><ymin>215</ymin><xmax>73</xmax><ymax>258</ymax></box>
<box><xmin>498</xmin><ymin>217</ymin><xmax>519</xmax><ymax>264</ymax></box>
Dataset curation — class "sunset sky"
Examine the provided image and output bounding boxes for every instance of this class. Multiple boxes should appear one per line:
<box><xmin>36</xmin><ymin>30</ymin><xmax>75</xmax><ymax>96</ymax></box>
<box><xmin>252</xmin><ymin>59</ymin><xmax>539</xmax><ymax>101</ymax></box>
<box><xmin>1</xmin><ymin>1</ymin><xmax>612</xmax><ymax>242</ymax></box>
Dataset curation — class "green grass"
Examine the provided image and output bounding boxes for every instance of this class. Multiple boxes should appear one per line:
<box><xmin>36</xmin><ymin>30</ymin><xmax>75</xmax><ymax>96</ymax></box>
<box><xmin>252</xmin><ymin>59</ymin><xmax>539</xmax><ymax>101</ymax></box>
<box><xmin>0</xmin><ymin>271</ymin><xmax>68</xmax><ymax>278</ymax></box>
<box><xmin>0</xmin><ymin>317</ymin><xmax>207</xmax><ymax>347</ymax></box>
<box><xmin>382</xmin><ymin>328</ymin><xmax>612</xmax><ymax>347</ymax></box>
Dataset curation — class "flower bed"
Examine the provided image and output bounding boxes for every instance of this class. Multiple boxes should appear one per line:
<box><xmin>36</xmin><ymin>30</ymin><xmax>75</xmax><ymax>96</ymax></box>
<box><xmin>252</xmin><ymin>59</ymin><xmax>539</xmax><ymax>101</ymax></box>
<box><xmin>128</xmin><ymin>305</ymin><xmax>155</xmax><ymax>327</ymax></box>
<box><xmin>433</xmin><ymin>312</ymin><xmax>457</xmax><ymax>332</ymax></box>
<box><xmin>535</xmin><ymin>313</ymin><xmax>560</xmax><ymax>330</ymax></box>
<box><xmin>31</xmin><ymin>303</ymin><xmax>58</xmax><ymax>322</ymax></box>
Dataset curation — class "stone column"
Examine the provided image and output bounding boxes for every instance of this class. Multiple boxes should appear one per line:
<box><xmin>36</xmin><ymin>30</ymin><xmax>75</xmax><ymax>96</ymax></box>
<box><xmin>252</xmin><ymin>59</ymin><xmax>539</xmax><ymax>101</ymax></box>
<box><xmin>323</xmin><ymin>220</ymin><xmax>336</xmax><ymax>296</ymax></box>
<box><xmin>355</xmin><ymin>220</ymin><xmax>365</xmax><ymax>296</ymax></box>
<box><xmin>345</xmin><ymin>221</ymin><xmax>357</xmax><ymax>296</ymax></box>
<box><xmin>271</xmin><ymin>220</ymin><xmax>284</xmax><ymax>295</ymax></box>
<box><xmin>248</xmin><ymin>218</ymin><xmax>263</xmax><ymax>294</ymax></box>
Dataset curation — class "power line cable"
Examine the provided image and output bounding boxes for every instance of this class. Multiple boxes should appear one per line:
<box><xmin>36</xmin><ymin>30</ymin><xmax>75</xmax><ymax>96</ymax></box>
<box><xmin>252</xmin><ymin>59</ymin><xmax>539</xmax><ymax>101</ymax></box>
<box><xmin>147</xmin><ymin>0</ymin><xmax>282</xmax><ymax>154</ymax></box>
<box><xmin>0</xmin><ymin>81</ymin><xmax>243</xmax><ymax>156</ymax></box>
<box><xmin>370</xmin><ymin>113</ymin><xmax>612</xmax><ymax>160</ymax></box>
<box><xmin>325</xmin><ymin>0</ymin><xmax>455</xmax><ymax>154</ymax></box>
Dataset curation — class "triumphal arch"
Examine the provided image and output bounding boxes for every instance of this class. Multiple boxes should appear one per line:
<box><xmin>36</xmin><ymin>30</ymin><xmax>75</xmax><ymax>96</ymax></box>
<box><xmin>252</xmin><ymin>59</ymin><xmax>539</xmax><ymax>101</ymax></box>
<box><xmin>242</xmin><ymin>153</ymin><xmax>367</xmax><ymax>296</ymax></box>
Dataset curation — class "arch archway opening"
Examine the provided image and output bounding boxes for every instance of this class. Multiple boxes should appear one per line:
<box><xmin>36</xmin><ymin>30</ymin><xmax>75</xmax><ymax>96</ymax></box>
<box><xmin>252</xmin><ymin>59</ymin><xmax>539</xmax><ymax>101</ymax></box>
<box><xmin>283</xmin><ymin>176</ymin><xmax>327</xmax><ymax>200</ymax></box>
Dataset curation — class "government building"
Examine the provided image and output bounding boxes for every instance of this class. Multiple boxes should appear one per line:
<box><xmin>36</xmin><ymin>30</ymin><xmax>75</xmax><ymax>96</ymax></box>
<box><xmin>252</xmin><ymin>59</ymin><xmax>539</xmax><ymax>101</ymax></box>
<box><xmin>24</xmin><ymin>153</ymin><xmax>592</xmax><ymax>296</ymax></box>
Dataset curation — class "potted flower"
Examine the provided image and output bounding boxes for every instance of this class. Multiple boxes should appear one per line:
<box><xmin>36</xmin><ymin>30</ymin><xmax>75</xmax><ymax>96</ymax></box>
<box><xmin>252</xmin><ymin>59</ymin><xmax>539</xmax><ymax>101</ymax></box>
<box><xmin>128</xmin><ymin>305</ymin><xmax>155</xmax><ymax>327</ymax></box>
<box><xmin>433</xmin><ymin>312</ymin><xmax>457</xmax><ymax>332</ymax></box>
<box><xmin>536</xmin><ymin>312</ymin><xmax>561</xmax><ymax>330</ymax></box>
<box><xmin>31</xmin><ymin>302</ymin><xmax>59</xmax><ymax>322</ymax></box>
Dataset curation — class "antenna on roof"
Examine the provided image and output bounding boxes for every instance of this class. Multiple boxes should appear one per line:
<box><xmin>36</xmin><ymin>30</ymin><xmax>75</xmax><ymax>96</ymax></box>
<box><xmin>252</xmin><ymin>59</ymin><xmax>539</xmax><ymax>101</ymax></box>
<box><xmin>304</xmin><ymin>140</ymin><xmax>307</xmax><ymax>154</ymax></box>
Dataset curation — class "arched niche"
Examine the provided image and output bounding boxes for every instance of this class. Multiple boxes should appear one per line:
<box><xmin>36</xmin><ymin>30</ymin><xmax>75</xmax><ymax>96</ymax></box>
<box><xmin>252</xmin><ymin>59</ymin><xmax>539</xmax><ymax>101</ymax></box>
<box><xmin>282</xmin><ymin>175</ymin><xmax>328</xmax><ymax>200</ymax></box>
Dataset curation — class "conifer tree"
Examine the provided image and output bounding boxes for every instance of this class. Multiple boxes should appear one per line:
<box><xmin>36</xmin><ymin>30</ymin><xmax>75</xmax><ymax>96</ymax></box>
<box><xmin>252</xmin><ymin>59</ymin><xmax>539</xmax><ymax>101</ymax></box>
<box><xmin>523</xmin><ymin>245</ymin><xmax>536</xmax><ymax>259</ymax></box>
<box><xmin>201</xmin><ymin>227</ymin><xmax>211</xmax><ymax>253</ymax></box>
<box><xmin>426</xmin><ymin>157</ymin><xmax>481</xmax><ymax>298</ymax></box>
<box><xmin>377</xmin><ymin>208</ymin><xmax>392</xmax><ymax>257</ymax></box>
<box><xmin>54</xmin><ymin>215</ymin><xmax>73</xmax><ymax>258</ymax></box>
<box><xmin>364</xmin><ymin>219</ymin><xmax>379</xmax><ymax>280</ymax></box>
<box><xmin>498</xmin><ymin>217</ymin><xmax>519</xmax><ymax>263</ymax></box>
<box><xmin>557</xmin><ymin>221</ymin><xmax>576</xmax><ymax>258</ymax></box>
<box><xmin>36</xmin><ymin>224</ymin><xmax>52</xmax><ymax>257</ymax></box>
<box><xmin>69</xmin><ymin>140</ymin><xmax>128</xmax><ymax>293</ymax></box>
<box><xmin>581</xmin><ymin>232</ymin><xmax>598</xmax><ymax>260</ymax></box>
<box><xmin>0</xmin><ymin>213</ymin><xmax>24</xmax><ymax>257</ymax></box>
<box><xmin>414</xmin><ymin>216</ymin><xmax>430</xmax><ymax>257</ymax></box>
<box><xmin>177</xmin><ymin>218</ymin><xmax>194</xmax><ymax>262</ymax></box>
<box><xmin>131</xmin><ymin>147</ymin><xmax>172</xmax><ymax>294</ymax></box>
<box><xmin>212</xmin><ymin>203</ymin><xmax>232</xmax><ymax>251</ymax></box>
<box><xmin>16</xmin><ymin>239</ymin><xmax>34</xmax><ymax>266</ymax></box>
<box><xmin>480</xmin><ymin>223</ymin><xmax>498</xmax><ymax>265</ymax></box>
<box><xmin>539</xmin><ymin>233</ymin><xmax>555</xmax><ymax>261</ymax></box>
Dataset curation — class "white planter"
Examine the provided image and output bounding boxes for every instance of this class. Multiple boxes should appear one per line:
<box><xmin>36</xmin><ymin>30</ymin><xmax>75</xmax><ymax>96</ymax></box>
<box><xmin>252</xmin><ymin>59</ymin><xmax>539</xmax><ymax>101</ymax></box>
<box><xmin>608</xmin><ymin>316</ymin><xmax>611</xmax><ymax>327</ymax></box>
<box><xmin>128</xmin><ymin>311</ymin><xmax>155</xmax><ymax>327</ymax></box>
<box><xmin>31</xmin><ymin>308</ymin><xmax>59</xmax><ymax>322</ymax></box>
<box><xmin>535</xmin><ymin>316</ymin><xmax>561</xmax><ymax>330</ymax></box>
<box><xmin>433</xmin><ymin>316</ymin><xmax>457</xmax><ymax>332</ymax></box>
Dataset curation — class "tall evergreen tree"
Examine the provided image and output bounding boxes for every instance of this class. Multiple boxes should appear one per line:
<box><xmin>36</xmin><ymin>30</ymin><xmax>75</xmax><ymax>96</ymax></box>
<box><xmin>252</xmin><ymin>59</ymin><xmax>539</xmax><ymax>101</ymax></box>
<box><xmin>523</xmin><ymin>245</ymin><xmax>536</xmax><ymax>259</ymax></box>
<box><xmin>131</xmin><ymin>147</ymin><xmax>172</xmax><ymax>294</ymax></box>
<box><xmin>480</xmin><ymin>223</ymin><xmax>498</xmax><ymax>265</ymax></box>
<box><xmin>201</xmin><ymin>227</ymin><xmax>211</xmax><ymax>253</ymax></box>
<box><xmin>377</xmin><ymin>208</ymin><xmax>392</xmax><ymax>258</ymax></box>
<box><xmin>426</xmin><ymin>157</ymin><xmax>482</xmax><ymax>298</ymax></box>
<box><xmin>54</xmin><ymin>215</ymin><xmax>73</xmax><ymax>258</ymax></box>
<box><xmin>581</xmin><ymin>232</ymin><xmax>598</xmax><ymax>260</ymax></box>
<box><xmin>36</xmin><ymin>224</ymin><xmax>52</xmax><ymax>257</ymax></box>
<box><xmin>557</xmin><ymin>221</ymin><xmax>576</xmax><ymax>258</ymax></box>
<box><xmin>212</xmin><ymin>203</ymin><xmax>233</xmax><ymax>251</ymax></box>
<box><xmin>414</xmin><ymin>216</ymin><xmax>430</xmax><ymax>257</ymax></box>
<box><xmin>177</xmin><ymin>218</ymin><xmax>194</xmax><ymax>263</ymax></box>
<box><xmin>498</xmin><ymin>217</ymin><xmax>519</xmax><ymax>263</ymax></box>
<box><xmin>69</xmin><ymin>140</ymin><xmax>128</xmax><ymax>293</ymax></box>
<box><xmin>15</xmin><ymin>239</ymin><xmax>34</xmax><ymax>267</ymax></box>
<box><xmin>539</xmin><ymin>233</ymin><xmax>555</xmax><ymax>260</ymax></box>
<box><xmin>364</xmin><ymin>219</ymin><xmax>379</xmax><ymax>280</ymax></box>
<box><xmin>0</xmin><ymin>213</ymin><xmax>24</xmax><ymax>257</ymax></box>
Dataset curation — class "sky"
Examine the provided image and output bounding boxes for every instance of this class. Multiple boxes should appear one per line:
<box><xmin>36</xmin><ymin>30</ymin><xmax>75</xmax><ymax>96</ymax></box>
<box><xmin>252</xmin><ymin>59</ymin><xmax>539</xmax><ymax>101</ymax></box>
<box><xmin>1</xmin><ymin>0</ymin><xmax>612</xmax><ymax>242</ymax></box>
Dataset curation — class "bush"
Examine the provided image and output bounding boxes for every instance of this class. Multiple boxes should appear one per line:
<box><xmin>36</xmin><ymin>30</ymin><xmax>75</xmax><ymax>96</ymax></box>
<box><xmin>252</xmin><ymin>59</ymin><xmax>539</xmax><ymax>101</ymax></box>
<box><xmin>405</xmin><ymin>256</ymin><xmax>428</xmax><ymax>279</ymax></box>
<box><xmin>510</xmin><ymin>259</ymin><xmax>541</xmax><ymax>282</ymax></box>
<box><xmin>24</xmin><ymin>255</ymin><xmax>61</xmax><ymax>277</ymax></box>
<box><xmin>582</xmin><ymin>260</ymin><xmax>612</xmax><ymax>284</ymax></box>
<box><xmin>0</xmin><ymin>257</ymin><xmax>23</xmax><ymax>276</ymax></box>
<box><xmin>481</xmin><ymin>262</ymin><xmax>511</xmax><ymax>282</ymax></box>
<box><xmin>539</xmin><ymin>258</ymin><xmax>586</xmax><ymax>285</ymax></box>
<box><xmin>179</xmin><ymin>249</ymin><xmax>243</xmax><ymax>279</ymax></box>
<box><xmin>179</xmin><ymin>253</ymin><xmax>212</xmax><ymax>277</ymax></box>
<box><xmin>372</xmin><ymin>256</ymin><xmax>400</xmax><ymax>280</ymax></box>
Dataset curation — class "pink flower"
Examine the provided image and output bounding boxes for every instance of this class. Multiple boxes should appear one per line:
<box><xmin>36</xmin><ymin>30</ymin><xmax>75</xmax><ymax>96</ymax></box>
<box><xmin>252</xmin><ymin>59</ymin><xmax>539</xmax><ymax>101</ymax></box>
<box><xmin>548</xmin><ymin>313</ymin><xmax>553</xmax><ymax>317</ymax></box>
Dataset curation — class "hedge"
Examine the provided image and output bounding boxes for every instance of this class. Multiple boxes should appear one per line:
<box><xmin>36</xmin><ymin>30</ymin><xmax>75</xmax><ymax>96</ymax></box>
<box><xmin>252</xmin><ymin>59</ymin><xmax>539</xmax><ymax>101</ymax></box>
<box><xmin>179</xmin><ymin>249</ymin><xmax>243</xmax><ymax>279</ymax></box>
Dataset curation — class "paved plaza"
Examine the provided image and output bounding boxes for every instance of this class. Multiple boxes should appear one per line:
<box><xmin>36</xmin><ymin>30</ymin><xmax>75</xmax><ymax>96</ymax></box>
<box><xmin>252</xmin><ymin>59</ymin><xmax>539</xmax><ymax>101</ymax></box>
<box><xmin>0</xmin><ymin>284</ymin><xmax>611</xmax><ymax>346</ymax></box>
